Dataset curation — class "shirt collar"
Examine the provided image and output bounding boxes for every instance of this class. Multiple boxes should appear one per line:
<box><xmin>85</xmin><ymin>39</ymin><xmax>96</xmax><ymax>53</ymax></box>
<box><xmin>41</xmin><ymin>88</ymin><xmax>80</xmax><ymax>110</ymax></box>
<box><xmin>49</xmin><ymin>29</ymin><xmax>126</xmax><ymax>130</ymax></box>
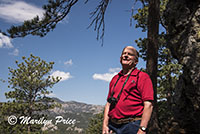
<box><xmin>118</xmin><ymin>68</ymin><xmax>140</xmax><ymax>76</ymax></box>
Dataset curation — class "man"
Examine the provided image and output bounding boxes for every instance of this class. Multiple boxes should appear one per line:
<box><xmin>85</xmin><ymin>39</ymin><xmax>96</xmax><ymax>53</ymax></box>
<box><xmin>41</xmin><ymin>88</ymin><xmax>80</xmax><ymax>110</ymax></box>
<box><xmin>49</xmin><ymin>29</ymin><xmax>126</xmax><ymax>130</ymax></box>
<box><xmin>102</xmin><ymin>46</ymin><xmax>154</xmax><ymax>134</ymax></box>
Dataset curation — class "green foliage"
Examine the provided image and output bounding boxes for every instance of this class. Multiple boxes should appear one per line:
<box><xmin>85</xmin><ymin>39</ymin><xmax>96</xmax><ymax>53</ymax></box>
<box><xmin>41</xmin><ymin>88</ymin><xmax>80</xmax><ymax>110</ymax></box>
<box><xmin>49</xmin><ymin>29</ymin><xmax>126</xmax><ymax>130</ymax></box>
<box><xmin>132</xmin><ymin>0</ymin><xmax>169</xmax><ymax>32</ymax></box>
<box><xmin>0</xmin><ymin>102</ymin><xmax>48</xmax><ymax>134</ymax></box>
<box><xmin>157</xmin><ymin>33</ymin><xmax>182</xmax><ymax>101</ymax></box>
<box><xmin>85</xmin><ymin>112</ymin><xmax>103</xmax><ymax>134</ymax></box>
<box><xmin>6</xmin><ymin>54</ymin><xmax>60</xmax><ymax>102</ymax></box>
<box><xmin>0</xmin><ymin>54</ymin><xmax>61</xmax><ymax>133</ymax></box>
<box><xmin>132</xmin><ymin>4</ymin><xmax>148</xmax><ymax>32</ymax></box>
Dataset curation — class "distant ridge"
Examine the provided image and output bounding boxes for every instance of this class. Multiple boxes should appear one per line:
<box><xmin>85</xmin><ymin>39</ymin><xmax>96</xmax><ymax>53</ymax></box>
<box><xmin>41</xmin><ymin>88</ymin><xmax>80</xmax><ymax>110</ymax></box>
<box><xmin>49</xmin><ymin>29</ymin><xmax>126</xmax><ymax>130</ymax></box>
<box><xmin>52</xmin><ymin>97</ymin><xmax>65</xmax><ymax>104</ymax></box>
<box><xmin>43</xmin><ymin>97</ymin><xmax>104</xmax><ymax>133</ymax></box>
<box><xmin>50</xmin><ymin>97</ymin><xmax>104</xmax><ymax>114</ymax></box>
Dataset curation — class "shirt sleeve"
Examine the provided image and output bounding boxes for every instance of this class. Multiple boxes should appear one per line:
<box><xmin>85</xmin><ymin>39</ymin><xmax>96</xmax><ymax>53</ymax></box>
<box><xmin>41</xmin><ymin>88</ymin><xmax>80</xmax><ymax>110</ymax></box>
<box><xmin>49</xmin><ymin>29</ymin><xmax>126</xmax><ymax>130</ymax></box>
<box><xmin>106</xmin><ymin>75</ymin><xmax>118</xmax><ymax>102</ymax></box>
<box><xmin>106</xmin><ymin>81</ymin><xmax>112</xmax><ymax>101</ymax></box>
<box><xmin>138</xmin><ymin>72</ymin><xmax>154</xmax><ymax>101</ymax></box>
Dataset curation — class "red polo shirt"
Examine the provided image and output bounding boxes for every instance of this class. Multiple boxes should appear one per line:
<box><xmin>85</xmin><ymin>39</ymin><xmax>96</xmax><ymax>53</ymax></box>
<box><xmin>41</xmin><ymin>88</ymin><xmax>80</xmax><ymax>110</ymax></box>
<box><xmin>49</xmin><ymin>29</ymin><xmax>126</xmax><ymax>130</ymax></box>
<box><xmin>107</xmin><ymin>68</ymin><xmax>154</xmax><ymax>119</ymax></box>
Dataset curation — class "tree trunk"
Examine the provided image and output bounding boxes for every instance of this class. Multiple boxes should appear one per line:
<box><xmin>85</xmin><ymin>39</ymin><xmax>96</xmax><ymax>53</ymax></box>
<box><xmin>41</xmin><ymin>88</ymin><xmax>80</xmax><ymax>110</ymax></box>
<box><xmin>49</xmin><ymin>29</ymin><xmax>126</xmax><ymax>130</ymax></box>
<box><xmin>146</xmin><ymin>0</ymin><xmax>160</xmax><ymax>133</ymax></box>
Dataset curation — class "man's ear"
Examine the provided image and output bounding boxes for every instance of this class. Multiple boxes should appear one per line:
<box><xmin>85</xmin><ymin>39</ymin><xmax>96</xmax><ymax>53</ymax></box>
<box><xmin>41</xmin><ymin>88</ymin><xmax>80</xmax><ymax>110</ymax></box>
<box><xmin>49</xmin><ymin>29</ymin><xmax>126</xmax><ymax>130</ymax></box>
<box><xmin>120</xmin><ymin>56</ymin><xmax>122</xmax><ymax>64</ymax></box>
<box><xmin>134</xmin><ymin>60</ymin><xmax>138</xmax><ymax>66</ymax></box>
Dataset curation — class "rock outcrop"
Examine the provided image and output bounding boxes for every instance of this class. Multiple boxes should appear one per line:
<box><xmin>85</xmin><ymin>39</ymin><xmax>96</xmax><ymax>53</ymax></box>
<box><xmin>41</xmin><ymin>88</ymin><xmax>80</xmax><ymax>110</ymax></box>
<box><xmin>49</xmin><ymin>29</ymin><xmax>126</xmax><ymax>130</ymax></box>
<box><xmin>164</xmin><ymin>0</ymin><xmax>200</xmax><ymax>133</ymax></box>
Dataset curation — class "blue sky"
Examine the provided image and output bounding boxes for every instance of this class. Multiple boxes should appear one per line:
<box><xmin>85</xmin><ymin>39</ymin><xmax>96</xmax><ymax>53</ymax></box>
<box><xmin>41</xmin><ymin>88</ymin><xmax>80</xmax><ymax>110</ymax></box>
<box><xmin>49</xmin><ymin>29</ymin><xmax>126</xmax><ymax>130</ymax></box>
<box><xmin>0</xmin><ymin>0</ymin><xmax>147</xmax><ymax>105</ymax></box>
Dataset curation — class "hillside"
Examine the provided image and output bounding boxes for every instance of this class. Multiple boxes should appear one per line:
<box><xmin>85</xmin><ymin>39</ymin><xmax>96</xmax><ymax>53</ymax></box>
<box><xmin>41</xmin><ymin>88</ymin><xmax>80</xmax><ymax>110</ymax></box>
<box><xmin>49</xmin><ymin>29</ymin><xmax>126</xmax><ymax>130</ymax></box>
<box><xmin>43</xmin><ymin>98</ymin><xmax>104</xmax><ymax>134</ymax></box>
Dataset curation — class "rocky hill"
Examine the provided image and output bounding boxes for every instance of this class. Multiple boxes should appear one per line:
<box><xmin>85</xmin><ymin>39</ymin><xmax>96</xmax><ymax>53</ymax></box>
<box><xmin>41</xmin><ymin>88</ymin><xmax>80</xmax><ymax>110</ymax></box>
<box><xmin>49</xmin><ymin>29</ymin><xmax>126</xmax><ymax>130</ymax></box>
<box><xmin>43</xmin><ymin>98</ymin><xmax>104</xmax><ymax>134</ymax></box>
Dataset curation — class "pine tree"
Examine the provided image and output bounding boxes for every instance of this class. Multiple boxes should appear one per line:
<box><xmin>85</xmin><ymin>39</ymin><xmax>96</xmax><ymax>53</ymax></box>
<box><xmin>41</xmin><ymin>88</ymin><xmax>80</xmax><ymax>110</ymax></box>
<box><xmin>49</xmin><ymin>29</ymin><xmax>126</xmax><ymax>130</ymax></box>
<box><xmin>85</xmin><ymin>112</ymin><xmax>103</xmax><ymax>134</ymax></box>
<box><xmin>0</xmin><ymin>54</ymin><xmax>61</xmax><ymax>134</ymax></box>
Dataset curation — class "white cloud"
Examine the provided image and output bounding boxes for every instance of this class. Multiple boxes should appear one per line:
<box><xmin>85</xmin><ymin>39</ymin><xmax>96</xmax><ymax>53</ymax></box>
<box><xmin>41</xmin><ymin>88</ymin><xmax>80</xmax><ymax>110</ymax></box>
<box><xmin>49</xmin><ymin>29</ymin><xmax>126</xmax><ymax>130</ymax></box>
<box><xmin>47</xmin><ymin>93</ymin><xmax>57</xmax><ymax>97</ymax></box>
<box><xmin>9</xmin><ymin>48</ymin><xmax>19</xmax><ymax>56</ymax></box>
<box><xmin>0</xmin><ymin>33</ymin><xmax>13</xmax><ymax>48</ymax></box>
<box><xmin>64</xmin><ymin>59</ymin><xmax>73</xmax><ymax>66</ymax></box>
<box><xmin>109</xmin><ymin>68</ymin><xmax>121</xmax><ymax>73</ymax></box>
<box><xmin>92</xmin><ymin>68</ymin><xmax>121</xmax><ymax>82</ymax></box>
<box><xmin>93</xmin><ymin>73</ymin><xmax>117</xmax><ymax>82</ymax></box>
<box><xmin>51</xmin><ymin>70</ymin><xmax>72</xmax><ymax>82</ymax></box>
<box><xmin>0</xmin><ymin>1</ymin><xmax>44</xmax><ymax>23</ymax></box>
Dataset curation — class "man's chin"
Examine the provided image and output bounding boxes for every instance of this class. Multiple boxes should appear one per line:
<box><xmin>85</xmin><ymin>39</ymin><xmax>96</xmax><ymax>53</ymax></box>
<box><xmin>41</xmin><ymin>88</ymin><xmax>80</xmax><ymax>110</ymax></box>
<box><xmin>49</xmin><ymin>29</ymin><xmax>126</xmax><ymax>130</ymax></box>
<box><xmin>122</xmin><ymin>64</ymin><xmax>131</xmax><ymax>68</ymax></box>
<box><xmin>122</xmin><ymin>61</ymin><xmax>131</xmax><ymax>65</ymax></box>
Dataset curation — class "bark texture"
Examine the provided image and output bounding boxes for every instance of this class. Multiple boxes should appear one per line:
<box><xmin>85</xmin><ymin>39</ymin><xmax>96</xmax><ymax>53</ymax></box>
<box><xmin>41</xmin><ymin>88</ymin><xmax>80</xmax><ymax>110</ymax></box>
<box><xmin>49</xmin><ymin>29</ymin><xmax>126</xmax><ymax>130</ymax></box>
<box><xmin>146</xmin><ymin>0</ymin><xmax>160</xmax><ymax>133</ymax></box>
<box><xmin>164</xmin><ymin>0</ymin><xmax>200</xmax><ymax>133</ymax></box>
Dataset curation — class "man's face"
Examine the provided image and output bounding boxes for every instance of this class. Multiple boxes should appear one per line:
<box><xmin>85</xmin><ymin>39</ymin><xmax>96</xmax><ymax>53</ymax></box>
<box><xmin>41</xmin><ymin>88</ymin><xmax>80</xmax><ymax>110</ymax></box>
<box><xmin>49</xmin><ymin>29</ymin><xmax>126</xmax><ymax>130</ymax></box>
<box><xmin>120</xmin><ymin>47</ymin><xmax>138</xmax><ymax>67</ymax></box>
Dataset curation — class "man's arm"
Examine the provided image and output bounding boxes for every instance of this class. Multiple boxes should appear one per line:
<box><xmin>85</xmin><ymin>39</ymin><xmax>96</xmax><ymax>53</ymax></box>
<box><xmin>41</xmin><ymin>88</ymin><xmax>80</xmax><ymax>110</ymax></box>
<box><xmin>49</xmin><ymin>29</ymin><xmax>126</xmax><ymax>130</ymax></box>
<box><xmin>102</xmin><ymin>102</ymin><xmax>111</xmax><ymax>134</ymax></box>
<box><xmin>137</xmin><ymin>101</ymin><xmax>153</xmax><ymax>134</ymax></box>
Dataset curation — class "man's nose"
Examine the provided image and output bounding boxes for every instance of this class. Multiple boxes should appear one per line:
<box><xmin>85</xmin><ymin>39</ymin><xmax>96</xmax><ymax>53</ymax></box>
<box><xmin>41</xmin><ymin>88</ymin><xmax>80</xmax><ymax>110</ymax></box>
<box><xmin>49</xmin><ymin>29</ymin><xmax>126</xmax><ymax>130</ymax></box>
<box><xmin>124</xmin><ymin>55</ymin><xmax>128</xmax><ymax>58</ymax></box>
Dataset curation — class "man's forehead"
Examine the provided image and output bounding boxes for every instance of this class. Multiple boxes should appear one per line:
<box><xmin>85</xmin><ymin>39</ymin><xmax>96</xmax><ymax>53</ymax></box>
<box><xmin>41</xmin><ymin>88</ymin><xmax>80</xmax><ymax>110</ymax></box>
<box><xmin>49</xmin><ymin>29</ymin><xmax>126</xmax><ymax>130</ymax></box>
<box><xmin>123</xmin><ymin>46</ymin><xmax>136</xmax><ymax>53</ymax></box>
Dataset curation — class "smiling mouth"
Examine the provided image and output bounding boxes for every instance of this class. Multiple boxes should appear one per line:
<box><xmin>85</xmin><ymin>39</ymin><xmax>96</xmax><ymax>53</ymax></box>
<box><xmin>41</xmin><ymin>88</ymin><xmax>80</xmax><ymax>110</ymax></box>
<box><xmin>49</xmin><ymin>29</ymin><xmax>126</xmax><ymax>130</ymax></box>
<box><xmin>122</xmin><ymin>59</ymin><xmax>129</xmax><ymax>61</ymax></box>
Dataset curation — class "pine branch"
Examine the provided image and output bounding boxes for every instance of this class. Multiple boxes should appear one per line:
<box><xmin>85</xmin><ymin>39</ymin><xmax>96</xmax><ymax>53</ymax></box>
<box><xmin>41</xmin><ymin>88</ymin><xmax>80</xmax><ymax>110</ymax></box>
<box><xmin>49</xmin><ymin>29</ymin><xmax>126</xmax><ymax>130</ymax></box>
<box><xmin>1</xmin><ymin>0</ymin><xmax>111</xmax><ymax>46</ymax></box>
<box><xmin>87</xmin><ymin>0</ymin><xmax>110</xmax><ymax>46</ymax></box>
<box><xmin>4</xmin><ymin>0</ymin><xmax>78</xmax><ymax>38</ymax></box>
